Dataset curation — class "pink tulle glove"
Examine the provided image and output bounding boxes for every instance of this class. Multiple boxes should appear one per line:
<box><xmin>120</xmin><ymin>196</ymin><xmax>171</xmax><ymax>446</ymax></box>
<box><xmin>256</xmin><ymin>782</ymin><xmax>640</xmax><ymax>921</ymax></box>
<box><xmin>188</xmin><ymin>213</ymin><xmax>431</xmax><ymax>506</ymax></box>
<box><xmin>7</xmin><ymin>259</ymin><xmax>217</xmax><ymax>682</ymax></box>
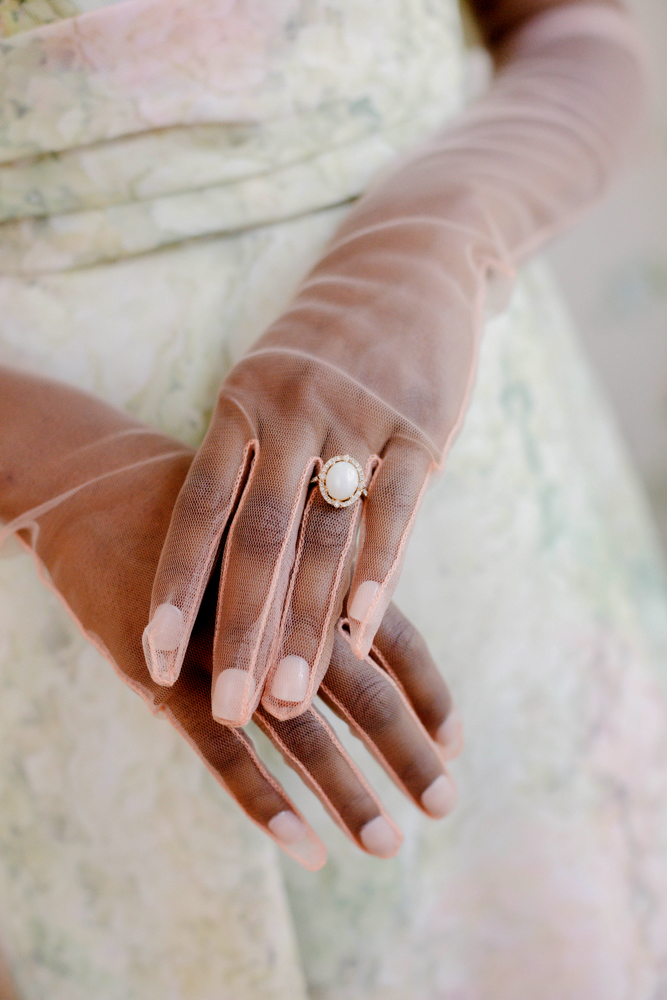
<box><xmin>0</xmin><ymin>367</ymin><xmax>463</xmax><ymax>868</ymax></box>
<box><xmin>144</xmin><ymin>2</ymin><xmax>646</xmax><ymax>724</ymax></box>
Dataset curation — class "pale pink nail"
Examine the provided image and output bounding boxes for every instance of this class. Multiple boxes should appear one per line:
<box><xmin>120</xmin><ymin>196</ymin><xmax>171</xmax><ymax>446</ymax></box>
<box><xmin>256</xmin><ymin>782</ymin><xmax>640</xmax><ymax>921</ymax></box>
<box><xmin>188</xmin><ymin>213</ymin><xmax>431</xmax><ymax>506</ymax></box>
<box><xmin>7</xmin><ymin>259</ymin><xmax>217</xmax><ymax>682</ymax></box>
<box><xmin>269</xmin><ymin>655</ymin><xmax>310</xmax><ymax>702</ymax></box>
<box><xmin>349</xmin><ymin>581</ymin><xmax>380</xmax><ymax>622</ymax></box>
<box><xmin>268</xmin><ymin>812</ymin><xmax>326</xmax><ymax>868</ymax></box>
<box><xmin>145</xmin><ymin>602</ymin><xmax>183</xmax><ymax>652</ymax></box>
<box><xmin>212</xmin><ymin>668</ymin><xmax>256</xmax><ymax>723</ymax></box>
<box><xmin>286</xmin><ymin>834</ymin><xmax>327</xmax><ymax>869</ymax></box>
<box><xmin>435</xmin><ymin>710</ymin><xmax>464</xmax><ymax>760</ymax></box>
<box><xmin>268</xmin><ymin>810</ymin><xmax>307</xmax><ymax>844</ymax></box>
<box><xmin>421</xmin><ymin>774</ymin><xmax>458</xmax><ymax>818</ymax></box>
<box><xmin>142</xmin><ymin>603</ymin><xmax>185</xmax><ymax>684</ymax></box>
<box><xmin>360</xmin><ymin>816</ymin><xmax>401</xmax><ymax>857</ymax></box>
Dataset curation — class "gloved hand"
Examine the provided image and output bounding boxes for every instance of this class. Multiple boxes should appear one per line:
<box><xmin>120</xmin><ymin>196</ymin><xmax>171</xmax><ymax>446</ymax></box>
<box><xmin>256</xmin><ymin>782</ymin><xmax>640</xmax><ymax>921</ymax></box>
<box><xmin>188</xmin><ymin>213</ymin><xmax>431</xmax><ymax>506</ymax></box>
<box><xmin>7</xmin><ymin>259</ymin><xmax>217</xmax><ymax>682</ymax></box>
<box><xmin>143</xmin><ymin>1</ymin><xmax>646</xmax><ymax>725</ymax></box>
<box><xmin>0</xmin><ymin>365</ymin><xmax>462</xmax><ymax>868</ymax></box>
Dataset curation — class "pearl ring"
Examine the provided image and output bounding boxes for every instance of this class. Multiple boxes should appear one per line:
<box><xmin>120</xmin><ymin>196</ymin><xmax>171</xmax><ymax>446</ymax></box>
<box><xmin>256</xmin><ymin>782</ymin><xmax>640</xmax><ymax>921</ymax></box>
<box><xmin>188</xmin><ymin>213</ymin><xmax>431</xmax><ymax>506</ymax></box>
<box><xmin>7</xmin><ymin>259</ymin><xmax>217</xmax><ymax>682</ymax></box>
<box><xmin>310</xmin><ymin>455</ymin><xmax>368</xmax><ymax>508</ymax></box>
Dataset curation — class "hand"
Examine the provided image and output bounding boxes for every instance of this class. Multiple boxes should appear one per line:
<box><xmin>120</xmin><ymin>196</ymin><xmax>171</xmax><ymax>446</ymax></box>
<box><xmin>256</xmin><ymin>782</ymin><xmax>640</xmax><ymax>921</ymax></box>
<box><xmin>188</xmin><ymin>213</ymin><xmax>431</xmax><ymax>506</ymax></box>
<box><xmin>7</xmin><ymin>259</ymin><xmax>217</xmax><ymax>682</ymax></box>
<box><xmin>182</xmin><ymin>578</ymin><xmax>463</xmax><ymax>866</ymax></box>
<box><xmin>144</xmin><ymin>225</ymin><xmax>477</xmax><ymax>727</ymax></box>
<box><xmin>145</xmin><ymin>2</ymin><xmax>643</xmax><ymax>727</ymax></box>
<box><xmin>0</xmin><ymin>367</ymin><xmax>462</xmax><ymax>868</ymax></box>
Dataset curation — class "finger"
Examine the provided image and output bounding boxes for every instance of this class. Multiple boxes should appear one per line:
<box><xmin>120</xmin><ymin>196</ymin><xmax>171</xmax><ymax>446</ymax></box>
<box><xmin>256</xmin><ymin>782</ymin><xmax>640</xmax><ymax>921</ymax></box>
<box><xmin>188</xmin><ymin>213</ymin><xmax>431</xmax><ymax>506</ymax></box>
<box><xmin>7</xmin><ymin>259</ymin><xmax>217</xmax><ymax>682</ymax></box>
<box><xmin>347</xmin><ymin>438</ymin><xmax>434</xmax><ymax>658</ymax></box>
<box><xmin>254</xmin><ymin>702</ymin><xmax>403</xmax><ymax>859</ymax></box>
<box><xmin>143</xmin><ymin>396</ymin><xmax>254</xmax><ymax>687</ymax></box>
<box><xmin>163</xmin><ymin>649</ymin><xmax>326</xmax><ymax>870</ymax></box>
<box><xmin>260</xmin><ymin>453</ymin><xmax>370</xmax><ymax>721</ymax></box>
<box><xmin>320</xmin><ymin>627</ymin><xmax>457</xmax><ymax>818</ymax></box>
<box><xmin>210</xmin><ymin>442</ymin><xmax>319</xmax><ymax>726</ymax></box>
<box><xmin>370</xmin><ymin>603</ymin><xmax>464</xmax><ymax>760</ymax></box>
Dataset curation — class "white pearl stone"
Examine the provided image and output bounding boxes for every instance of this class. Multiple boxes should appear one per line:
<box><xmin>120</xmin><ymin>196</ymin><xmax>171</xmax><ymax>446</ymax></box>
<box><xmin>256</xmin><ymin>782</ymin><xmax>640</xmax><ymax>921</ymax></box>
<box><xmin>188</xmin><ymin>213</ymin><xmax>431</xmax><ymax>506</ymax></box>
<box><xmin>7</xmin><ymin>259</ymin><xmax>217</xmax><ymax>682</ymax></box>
<box><xmin>326</xmin><ymin>460</ymin><xmax>359</xmax><ymax>501</ymax></box>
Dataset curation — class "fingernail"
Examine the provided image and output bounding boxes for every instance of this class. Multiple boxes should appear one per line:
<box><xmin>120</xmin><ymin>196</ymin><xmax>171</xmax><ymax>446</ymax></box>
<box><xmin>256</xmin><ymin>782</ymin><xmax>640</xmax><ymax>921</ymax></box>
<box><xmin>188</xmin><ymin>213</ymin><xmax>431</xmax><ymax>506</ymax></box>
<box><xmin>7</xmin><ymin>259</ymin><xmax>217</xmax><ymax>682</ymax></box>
<box><xmin>144</xmin><ymin>602</ymin><xmax>184</xmax><ymax>652</ymax></box>
<box><xmin>268</xmin><ymin>810</ymin><xmax>307</xmax><ymax>844</ymax></box>
<box><xmin>269</xmin><ymin>655</ymin><xmax>310</xmax><ymax>703</ymax></box>
<box><xmin>212</xmin><ymin>668</ymin><xmax>256</xmax><ymax>723</ymax></box>
<box><xmin>142</xmin><ymin>604</ymin><xmax>184</xmax><ymax>685</ymax></box>
<box><xmin>268</xmin><ymin>812</ymin><xmax>327</xmax><ymax>869</ymax></box>
<box><xmin>360</xmin><ymin>816</ymin><xmax>401</xmax><ymax>858</ymax></box>
<box><xmin>436</xmin><ymin>710</ymin><xmax>464</xmax><ymax>761</ymax></box>
<box><xmin>421</xmin><ymin>773</ymin><xmax>458</xmax><ymax>818</ymax></box>
<box><xmin>349</xmin><ymin>581</ymin><xmax>380</xmax><ymax>622</ymax></box>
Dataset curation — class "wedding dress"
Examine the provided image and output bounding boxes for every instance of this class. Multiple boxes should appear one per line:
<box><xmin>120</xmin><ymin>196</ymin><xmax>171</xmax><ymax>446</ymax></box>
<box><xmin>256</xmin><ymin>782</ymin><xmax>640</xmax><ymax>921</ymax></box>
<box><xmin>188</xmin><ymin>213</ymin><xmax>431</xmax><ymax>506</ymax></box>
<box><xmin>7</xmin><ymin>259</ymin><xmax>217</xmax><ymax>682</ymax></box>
<box><xmin>1</xmin><ymin>0</ymin><xmax>667</xmax><ymax>997</ymax></box>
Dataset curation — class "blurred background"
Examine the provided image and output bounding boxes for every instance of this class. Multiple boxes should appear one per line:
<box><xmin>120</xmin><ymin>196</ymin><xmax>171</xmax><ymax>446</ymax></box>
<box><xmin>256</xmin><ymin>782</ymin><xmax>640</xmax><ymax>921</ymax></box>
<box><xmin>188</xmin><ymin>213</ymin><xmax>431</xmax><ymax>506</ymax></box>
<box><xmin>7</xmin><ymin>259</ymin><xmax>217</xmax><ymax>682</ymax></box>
<box><xmin>543</xmin><ymin>0</ymin><xmax>667</xmax><ymax>547</ymax></box>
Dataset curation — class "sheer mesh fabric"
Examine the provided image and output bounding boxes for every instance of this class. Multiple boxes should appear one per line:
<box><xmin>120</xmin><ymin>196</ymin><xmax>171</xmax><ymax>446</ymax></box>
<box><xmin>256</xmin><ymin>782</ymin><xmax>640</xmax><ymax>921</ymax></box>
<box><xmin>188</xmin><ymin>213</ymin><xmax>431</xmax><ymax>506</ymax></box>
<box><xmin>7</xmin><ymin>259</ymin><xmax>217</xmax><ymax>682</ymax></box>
<box><xmin>0</xmin><ymin>369</ymin><xmax>459</xmax><ymax>866</ymax></box>
<box><xmin>142</xmin><ymin>3</ymin><xmax>646</xmax><ymax>727</ymax></box>
<box><xmin>0</xmin><ymin>1</ymin><xmax>646</xmax><ymax>863</ymax></box>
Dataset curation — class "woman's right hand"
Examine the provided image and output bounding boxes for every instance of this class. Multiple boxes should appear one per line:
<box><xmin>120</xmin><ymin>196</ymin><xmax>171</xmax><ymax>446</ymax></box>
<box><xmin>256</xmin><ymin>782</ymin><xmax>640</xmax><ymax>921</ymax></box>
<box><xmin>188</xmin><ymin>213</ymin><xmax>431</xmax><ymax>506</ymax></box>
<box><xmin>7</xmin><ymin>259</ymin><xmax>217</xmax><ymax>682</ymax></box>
<box><xmin>0</xmin><ymin>366</ymin><xmax>462</xmax><ymax>868</ymax></box>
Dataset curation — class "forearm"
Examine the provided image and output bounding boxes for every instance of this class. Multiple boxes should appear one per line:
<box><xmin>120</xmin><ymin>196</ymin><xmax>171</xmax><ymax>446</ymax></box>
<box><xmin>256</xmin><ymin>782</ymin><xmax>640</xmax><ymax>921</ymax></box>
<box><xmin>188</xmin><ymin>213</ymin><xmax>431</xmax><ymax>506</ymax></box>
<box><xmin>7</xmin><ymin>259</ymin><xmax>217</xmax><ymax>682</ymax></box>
<box><xmin>329</xmin><ymin>2</ymin><xmax>644</xmax><ymax>270</ymax></box>
<box><xmin>254</xmin><ymin>0</ymin><xmax>645</xmax><ymax>461</ymax></box>
<box><xmin>0</xmin><ymin>366</ymin><xmax>188</xmax><ymax>543</ymax></box>
<box><xmin>469</xmin><ymin>0</ymin><xmax>623</xmax><ymax>53</ymax></box>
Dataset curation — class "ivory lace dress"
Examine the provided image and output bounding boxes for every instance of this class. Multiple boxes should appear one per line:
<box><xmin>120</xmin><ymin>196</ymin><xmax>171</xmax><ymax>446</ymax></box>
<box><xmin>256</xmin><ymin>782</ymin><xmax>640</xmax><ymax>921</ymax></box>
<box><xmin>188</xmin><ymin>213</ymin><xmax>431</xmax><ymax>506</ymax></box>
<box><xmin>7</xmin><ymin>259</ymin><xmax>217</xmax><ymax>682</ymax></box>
<box><xmin>1</xmin><ymin>0</ymin><xmax>667</xmax><ymax>998</ymax></box>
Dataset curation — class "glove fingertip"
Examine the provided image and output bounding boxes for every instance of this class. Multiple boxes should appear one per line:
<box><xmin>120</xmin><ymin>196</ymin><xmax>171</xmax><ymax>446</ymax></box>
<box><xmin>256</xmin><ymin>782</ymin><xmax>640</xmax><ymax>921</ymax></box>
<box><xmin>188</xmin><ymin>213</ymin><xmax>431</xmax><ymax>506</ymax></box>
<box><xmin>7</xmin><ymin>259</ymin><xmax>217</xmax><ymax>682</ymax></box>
<box><xmin>348</xmin><ymin>580</ymin><xmax>389</xmax><ymax>659</ymax></box>
<box><xmin>142</xmin><ymin>601</ymin><xmax>185</xmax><ymax>685</ymax></box>
<box><xmin>268</xmin><ymin>811</ymin><xmax>327</xmax><ymax>870</ymax></box>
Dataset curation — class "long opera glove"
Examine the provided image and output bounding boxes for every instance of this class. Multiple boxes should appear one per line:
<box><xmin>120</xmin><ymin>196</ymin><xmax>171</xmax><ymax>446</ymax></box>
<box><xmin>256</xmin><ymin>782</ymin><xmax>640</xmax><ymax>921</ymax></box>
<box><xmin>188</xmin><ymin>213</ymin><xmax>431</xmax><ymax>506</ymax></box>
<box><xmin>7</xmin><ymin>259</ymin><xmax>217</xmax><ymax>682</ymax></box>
<box><xmin>0</xmin><ymin>365</ymin><xmax>462</xmax><ymax>867</ymax></box>
<box><xmin>144</xmin><ymin>2</ymin><xmax>647</xmax><ymax>725</ymax></box>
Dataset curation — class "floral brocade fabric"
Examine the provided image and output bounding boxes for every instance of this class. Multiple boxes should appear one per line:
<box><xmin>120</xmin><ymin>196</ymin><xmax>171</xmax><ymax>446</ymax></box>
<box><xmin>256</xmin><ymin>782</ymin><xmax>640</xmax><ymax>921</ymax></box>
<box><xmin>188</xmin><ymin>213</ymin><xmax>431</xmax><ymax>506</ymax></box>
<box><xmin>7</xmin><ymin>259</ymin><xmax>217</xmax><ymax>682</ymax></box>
<box><xmin>0</xmin><ymin>0</ymin><xmax>127</xmax><ymax>37</ymax></box>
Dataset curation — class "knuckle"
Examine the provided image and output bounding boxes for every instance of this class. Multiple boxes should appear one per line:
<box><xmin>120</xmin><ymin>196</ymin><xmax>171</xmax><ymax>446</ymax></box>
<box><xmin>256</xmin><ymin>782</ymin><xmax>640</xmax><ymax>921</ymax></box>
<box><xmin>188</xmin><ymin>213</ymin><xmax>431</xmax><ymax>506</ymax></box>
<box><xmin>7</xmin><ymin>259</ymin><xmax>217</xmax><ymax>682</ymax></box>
<box><xmin>306</xmin><ymin>505</ymin><xmax>354</xmax><ymax>550</ymax></box>
<box><xmin>265</xmin><ymin>711</ymin><xmax>376</xmax><ymax>832</ymax></box>
<box><xmin>233</xmin><ymin>501</ymin><xmax>293</xmax><ymax>553</ymax></box>
<box><xmin>217</xmin><ymin>615</ymin><xmax>263</xmax><ymax>652</ymax></box>
<box><xmin>288</xmin><ymin>609</ymin><xmax>322</xmax><ymax>647</ymax></box>
<box><xmin>374</xmin><ymin>479</ymin><xmax>416</xmax><ymax>521</ymax></box>
<box><xmin>349</xmin><ymin>673</ymin><xmax>399</xmax><ymax>736</ymax></box>
<box><xmin>180</xmin><ymin>467</ymin><xmax>232</xmax><ymax>516</ymax></box>
<box><xmin>290</xmin><ymin>603</ymin><xmax>341</xmax><ymax>651</ymax></box>
<box><xmin>157</xmin><ymin>553</ymin><xmax>201</xmax><ymax>589</ymax></box>
<box><xmin>247</xmin><ymin>783</ymin><xmax>285</xmax><ymax>823</ymax></box>
<box><xmin>217</xmin><ymin>737</ymin><xmax>283</xmax><ymax>821</ymax></box>
<box><xmin>385</xmin><ymin>614</ymin><xmax>421</xmax><ymax>662</ymax></box>
<box><xmin>279</xmin><ymin>712</ymin><xmax>323</xmax><ymax>759</ymax></box>
<box><xmin>396</xmin><ymin>753</ymin><xmax>434</xmax><ymax>792</ymax></box>
<box><xmin>338</xmin><ymin>787</ymin><xmax>375</xmax><ymax>831</ymax></box>
<box><xmin>214</xmin><ymin>730</ymin><xmax>252</xmax><ymax>778</ymax></box>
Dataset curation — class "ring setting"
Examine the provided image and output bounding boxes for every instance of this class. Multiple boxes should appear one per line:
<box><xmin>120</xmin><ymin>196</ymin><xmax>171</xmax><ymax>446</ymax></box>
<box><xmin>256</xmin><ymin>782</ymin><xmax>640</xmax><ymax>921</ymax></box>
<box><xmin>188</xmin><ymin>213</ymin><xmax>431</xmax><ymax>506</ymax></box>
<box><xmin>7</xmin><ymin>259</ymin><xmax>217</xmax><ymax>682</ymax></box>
<box><xmin>312</xmin><ymin>455</ymin><xmax>367</xmax><ymax>508</ymax></box>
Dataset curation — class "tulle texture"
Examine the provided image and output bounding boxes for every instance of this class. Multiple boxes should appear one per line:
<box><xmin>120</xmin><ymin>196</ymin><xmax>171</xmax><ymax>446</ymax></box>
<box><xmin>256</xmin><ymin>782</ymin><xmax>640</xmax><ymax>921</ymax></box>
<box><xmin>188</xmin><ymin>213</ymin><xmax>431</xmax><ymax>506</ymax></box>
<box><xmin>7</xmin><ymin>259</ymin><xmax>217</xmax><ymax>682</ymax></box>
<box><xmin>142</xmin><ymin>2</ymin><xmax>647</xmax><ymax>727</ymax></box>
<box><xmin>0</xmin><ymin>366</ymin><xmax>462</xmax><ymax>868</ymax></box>
<box><xmin>0</xmin><ymin>0</ymin><xmax>646</xmax><ymax>865</ymax></box>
